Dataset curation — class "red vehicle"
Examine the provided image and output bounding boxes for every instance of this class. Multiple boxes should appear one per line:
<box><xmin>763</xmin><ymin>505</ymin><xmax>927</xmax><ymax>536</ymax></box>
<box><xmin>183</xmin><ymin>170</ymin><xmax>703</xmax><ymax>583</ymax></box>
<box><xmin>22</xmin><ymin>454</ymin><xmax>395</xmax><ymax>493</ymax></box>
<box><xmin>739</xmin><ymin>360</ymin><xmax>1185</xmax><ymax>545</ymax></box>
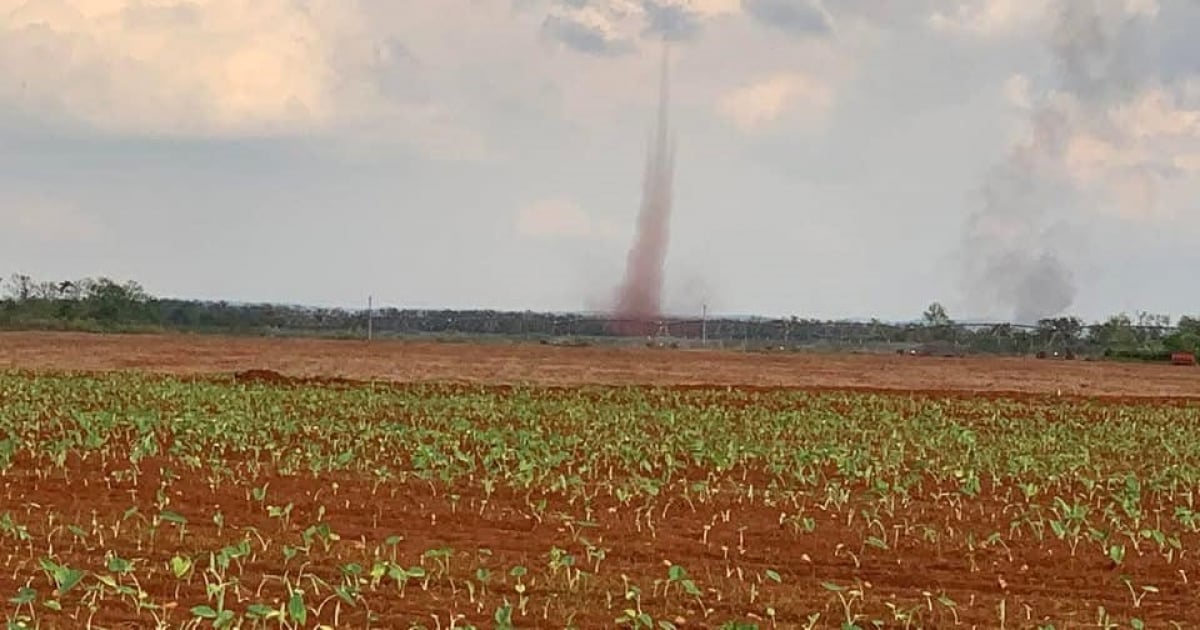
<box><xmin>1171</xmin><ymin>352</ymin><xmax>1197</xmax><ymax>366</ymax></box>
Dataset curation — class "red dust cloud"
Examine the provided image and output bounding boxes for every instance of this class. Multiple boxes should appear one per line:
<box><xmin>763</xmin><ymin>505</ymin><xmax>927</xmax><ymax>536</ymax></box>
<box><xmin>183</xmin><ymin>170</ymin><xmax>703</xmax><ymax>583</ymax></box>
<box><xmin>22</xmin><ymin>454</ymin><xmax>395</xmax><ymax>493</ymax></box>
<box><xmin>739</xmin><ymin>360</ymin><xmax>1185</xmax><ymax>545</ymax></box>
<box><xmin>611</xmin><ymin>50</ymin><xmax>676</xmax><ymax>336</ymax></box>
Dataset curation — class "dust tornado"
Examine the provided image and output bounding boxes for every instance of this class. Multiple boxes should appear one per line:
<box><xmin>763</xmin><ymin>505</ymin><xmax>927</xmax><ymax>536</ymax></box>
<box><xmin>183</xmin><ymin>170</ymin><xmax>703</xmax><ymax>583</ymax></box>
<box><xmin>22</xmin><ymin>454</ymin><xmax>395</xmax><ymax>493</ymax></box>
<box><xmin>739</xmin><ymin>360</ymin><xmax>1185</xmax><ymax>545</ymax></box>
<box><xmin>612</xmin><ymin>47</ymin><xmax>676</xmax><ymax>336</ymax></box>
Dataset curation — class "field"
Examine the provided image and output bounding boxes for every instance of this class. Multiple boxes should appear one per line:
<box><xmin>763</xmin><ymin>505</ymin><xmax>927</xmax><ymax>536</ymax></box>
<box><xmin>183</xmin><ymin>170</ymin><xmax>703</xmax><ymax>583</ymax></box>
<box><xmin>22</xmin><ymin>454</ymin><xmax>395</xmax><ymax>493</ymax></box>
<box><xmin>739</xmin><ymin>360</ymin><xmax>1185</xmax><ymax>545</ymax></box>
<box><xmin>1</xmin><ymin>332</ymin><xmax>1199</xmax><ymax>629</ymax></box>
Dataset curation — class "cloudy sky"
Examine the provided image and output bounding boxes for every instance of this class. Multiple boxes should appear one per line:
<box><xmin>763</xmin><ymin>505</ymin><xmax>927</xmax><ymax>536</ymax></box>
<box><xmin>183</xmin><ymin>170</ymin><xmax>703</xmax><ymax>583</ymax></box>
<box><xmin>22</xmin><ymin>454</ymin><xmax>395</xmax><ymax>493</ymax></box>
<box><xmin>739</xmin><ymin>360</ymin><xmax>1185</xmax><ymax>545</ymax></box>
<box><xmin>2</xmin><ymin>0</ymin><xmax>1199</xmax><ymax>323</ymax></box>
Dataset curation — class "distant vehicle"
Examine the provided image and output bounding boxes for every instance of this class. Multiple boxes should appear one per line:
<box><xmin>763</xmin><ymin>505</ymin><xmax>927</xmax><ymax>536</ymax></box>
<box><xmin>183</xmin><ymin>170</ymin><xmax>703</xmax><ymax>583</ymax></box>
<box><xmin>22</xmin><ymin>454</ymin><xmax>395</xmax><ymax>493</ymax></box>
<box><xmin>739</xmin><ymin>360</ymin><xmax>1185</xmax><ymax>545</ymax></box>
<box><xmin>1171</xmin><ymin>351</ymin><xmax>1197</xmax><ymax>366</ymax></box>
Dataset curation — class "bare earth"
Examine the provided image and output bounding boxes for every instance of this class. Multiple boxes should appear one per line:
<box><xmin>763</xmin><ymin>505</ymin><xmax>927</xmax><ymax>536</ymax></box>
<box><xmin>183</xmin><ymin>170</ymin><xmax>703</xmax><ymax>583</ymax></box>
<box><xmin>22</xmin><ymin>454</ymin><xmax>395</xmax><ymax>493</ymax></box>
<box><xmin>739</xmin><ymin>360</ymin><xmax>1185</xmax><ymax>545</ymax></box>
<box><xmin>3</xmin><ymin>332</ymin><xmax>1200</xmax><ymax>627</ymax></box>
<box><xmin>1</xmin><ymin>331</ymin><xmax>1197</xmax><ymax>398</ymax></box>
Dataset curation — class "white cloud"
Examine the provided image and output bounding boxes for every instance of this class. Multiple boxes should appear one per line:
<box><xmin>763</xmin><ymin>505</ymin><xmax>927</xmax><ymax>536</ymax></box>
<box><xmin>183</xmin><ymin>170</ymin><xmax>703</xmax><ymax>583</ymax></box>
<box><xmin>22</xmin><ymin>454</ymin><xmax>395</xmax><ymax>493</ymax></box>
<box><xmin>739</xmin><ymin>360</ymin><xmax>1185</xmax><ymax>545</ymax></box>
<box><xmin>0</xmin><ymin>0</ymin><xmax>375</xmax><ymax>135</ymax></box>
<box><xmin>928</xmin><ymin>0</ymin><xmax>1045</xmax><ymax>36</ymax></box>
<box><xmin>1110</xmin><ymin>88</ymin><xmax>1200</xmax><ymax>140</ymax></box>
<box><xmin>1052</xmin><ymin>86</ymin><xmax>1200</xmax><ymax>220</ymax></box>
<box><xmin>0</xmin><ymin>0</ymin><xmax>496</xmax><ymax>159</ymax></box>
<box><xmin>929</xmin><ymin>0</ymin><xmax>1159</xmax><ymax>37</ymax></box>
<box><xmin>689</xmin><ymin>0</ymin><xmax>741</xmax><ymax>16</ymax></box>
<box><xmin>716</xmin><ymin>72</ymin><xmax>834</xmax><ymax>132</ymax></box>
<box><xmin>1002</xmin><ymin>74</ymin><xmax>1033</xmax><ymax>110</ymax></box>
<box><xmin>0</xmin><ymin>198</ymin><xmax>109</xmax><ymax>244</ymax></box>
<box><xmin>516</xmin><ymin>199</ymin><xmax>615</xmax><ymax>239</ymax></box>
<box><xmin>1122</xmin><ymin>0</ymin><xmax>1159</xmax><ymax>18</ymax></box>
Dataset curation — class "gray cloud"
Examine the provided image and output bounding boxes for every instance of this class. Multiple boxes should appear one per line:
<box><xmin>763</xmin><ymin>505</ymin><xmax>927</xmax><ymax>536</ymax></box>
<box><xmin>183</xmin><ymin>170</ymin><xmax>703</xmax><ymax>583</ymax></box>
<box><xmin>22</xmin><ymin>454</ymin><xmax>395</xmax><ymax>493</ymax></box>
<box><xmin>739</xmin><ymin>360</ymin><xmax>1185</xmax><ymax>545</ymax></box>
<box><xmin>741</xmin><ymin>0</ymin><xmax>831</xmax><ymax>37</ymax></box>
<box><xmin>541</xmin><ymin>13</ymin><xmax>633</xmax><ymax>56</ymax></box>
<box><xmin>641</xmin><ymin>1</ymin><xmax>702</xmax><ymax>41</ymax></box>
<box><xmin>1049</xmin><ymin>0</ymin><xmax>1152</xmax><ymax>106</ymax></box>
<box><xmin>1153</xmin><ymin>1</ymin><xmax>1200</xmax><ymax>81</ymax></box>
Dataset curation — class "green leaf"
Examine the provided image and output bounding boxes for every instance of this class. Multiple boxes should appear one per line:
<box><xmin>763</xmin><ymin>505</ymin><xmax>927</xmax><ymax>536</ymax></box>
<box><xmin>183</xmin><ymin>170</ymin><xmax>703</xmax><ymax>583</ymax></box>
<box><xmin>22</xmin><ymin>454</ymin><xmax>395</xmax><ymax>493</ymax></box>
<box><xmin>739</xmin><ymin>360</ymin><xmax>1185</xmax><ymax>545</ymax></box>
<box><xmin>106</xmin><ymin>556</ymin><xmax>133</xmax><ymax>574</ymax></box>
<box><xmin>159</xmin><ymin>510</ymin><xmax>187</xmax><ymax>525</ymax></box>
<box><xmin>9</xmin><ymin>588</ymin><xmax>35</xmax><ymax>605</ymax></box>
<box><xmin>335</xmin><ymin>585</ymin><xmax>358</xmax><ymax>606</ymax></box>
<box><xmin>191</xmin><ymin>605</ymin><xmax>218</xmax><ymax>619</ymax></box>
<box><xmin>369</xmin><ymin>562</ymin><xmax>387</xmax><ymax>581</ymax></box>
<box><xmin>1108</xmin><ymin>544</ymin><xmax>1125</xmax><ymax>565</ymax></box>
<box><xmin>42</xmin><ymin>600</ymin><xmax>61</xmax><ymax>612</ymax></box>
<box><xmin>54</xmin><ymin>568</ymin><xmax>84</xmax><ymax>595</ymax></box>
<box><xmin>765</xmin><ymin>569</ymin><xmax>782</xmax><ymax>584</ymax></box>
<box><xmin>170</xmin><ymin>555</ymin><xmax>193</xmax><ymax>579</ymax></box>
<box><xmin>494</xmin><ymin>603</ymin><xmax>514</xmax><ymax>629</ymax></box>
<box><xmin>287</xmin><ymin>589</ymin><xmax>307</xmax><ymax>625</ymax></box>
<box><xmin>821</xmin><ymin>582</ymin><xmax>845</xmax><ymax>592</ymax></box>
<box><xmin>246</xmin><ymin>603</ymin><xmax>279</xmax><ymax>619</ymax></box>
<box><xmin>215</xmin><ymin>609</ymin><xmax>236</xmax><ymax>628</ymax></box>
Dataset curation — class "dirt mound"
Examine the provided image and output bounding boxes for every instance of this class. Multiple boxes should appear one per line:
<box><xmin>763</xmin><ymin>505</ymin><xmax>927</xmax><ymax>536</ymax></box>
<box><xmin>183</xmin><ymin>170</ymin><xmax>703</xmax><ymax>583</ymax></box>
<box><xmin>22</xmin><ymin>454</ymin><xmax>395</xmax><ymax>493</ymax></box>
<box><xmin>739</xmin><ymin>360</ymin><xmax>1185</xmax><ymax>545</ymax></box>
<box><xmin>230</xmin><ymin>368</ymin><xmax>367</xmax><ymax>389</ymax></box>
<box><xmin>231</xmin><ymin>368</ymin><xmax>294</xmax><ymax>385</ymax></box>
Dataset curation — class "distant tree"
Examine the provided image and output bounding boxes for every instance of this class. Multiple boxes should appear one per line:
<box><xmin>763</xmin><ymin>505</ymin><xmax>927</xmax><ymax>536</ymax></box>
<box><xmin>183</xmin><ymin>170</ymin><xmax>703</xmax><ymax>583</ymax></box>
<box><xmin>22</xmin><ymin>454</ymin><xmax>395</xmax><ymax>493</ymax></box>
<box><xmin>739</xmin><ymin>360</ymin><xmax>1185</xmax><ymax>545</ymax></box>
<box><xmin>922</xmin><ymin>302</ymin><xmax>951</xmax><ymax>327</ymax></box>
<box><xmin>1162</xmin><ymin>316</ymin><xmax>1200</xmax><ymax>354</ymax></box>
<box><xmin>1038</xmin><ymin>316</ymin><xmax>1083</xmax><ymax>339</ymax></box>
<box><xmin>4</xmin><ymin>274</ymin><xmax>32</xmax><ymax>301</ymax></box>
<box><xmin>919</xmin><ymin>302</ymin><xmax>954</xmax><ymax>343</ymax></box>
<box><xmin>1178</xmin><ymin>316</ymin><xmax>1200</xmax><ymax>335</ymax></box>
<box><xmin>1165</xmin><ymin>331</ymin><xmax>1200</xmax><ymax>354</ymax></box>
<box><xmin>1089</xmin><ymin>313</ymin><xmax>1137</xmax><ymax>350</ymax></box>
<box><xmin>1034</xmin><ymin>316</ymin><xmax>1085</xmax><ymax>354</ymax></box>
<box><xmin>1136</xmin><ymin>311</ymin><xmax>1171</xmax><ymax>328</ymax></box>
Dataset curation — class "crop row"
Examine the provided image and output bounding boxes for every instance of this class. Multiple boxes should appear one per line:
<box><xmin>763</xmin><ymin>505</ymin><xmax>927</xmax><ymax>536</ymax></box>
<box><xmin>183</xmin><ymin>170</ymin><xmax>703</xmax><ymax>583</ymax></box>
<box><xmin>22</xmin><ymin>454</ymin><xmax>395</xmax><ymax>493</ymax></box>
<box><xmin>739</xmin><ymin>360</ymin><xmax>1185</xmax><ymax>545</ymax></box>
<box><xmin>0</xmin><ymin>372</ymin><xmax>1197</xmax><ymax>627</ymax></box>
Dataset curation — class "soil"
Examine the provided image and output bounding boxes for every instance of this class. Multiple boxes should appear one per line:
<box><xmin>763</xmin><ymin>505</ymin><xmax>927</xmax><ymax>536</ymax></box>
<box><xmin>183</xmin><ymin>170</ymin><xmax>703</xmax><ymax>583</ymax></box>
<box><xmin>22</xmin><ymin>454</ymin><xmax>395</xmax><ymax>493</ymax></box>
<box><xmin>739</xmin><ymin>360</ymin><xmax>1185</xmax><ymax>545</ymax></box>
<box><xmin>4</xmin><ymin>457</ymin><xmax>1195</xmax><ymax>629</ymax></box>
<box><xmin>1</xmin><ymin>330</ymin><xmax>1198</xmax><ymax>398</ymax></box>
<box><xmin>1</xmin><ymin>332</ymin><xmax>1198</xmax><ymax>627</ymax></box>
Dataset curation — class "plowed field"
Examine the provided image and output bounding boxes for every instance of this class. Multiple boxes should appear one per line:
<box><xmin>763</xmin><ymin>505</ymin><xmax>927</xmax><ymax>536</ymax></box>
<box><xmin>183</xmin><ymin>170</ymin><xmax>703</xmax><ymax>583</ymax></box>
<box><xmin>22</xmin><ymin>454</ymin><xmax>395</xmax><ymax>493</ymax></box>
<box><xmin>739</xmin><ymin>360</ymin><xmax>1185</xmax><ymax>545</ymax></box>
<box><xmin>0</xmin><ymin>333</ymin><xmax>1198</xmax><ymax>629</ymax></box>
<box><xmin>2</xmin><ymin>331</ymin><xmax>1199</xmax><ymax>397</ymax></box>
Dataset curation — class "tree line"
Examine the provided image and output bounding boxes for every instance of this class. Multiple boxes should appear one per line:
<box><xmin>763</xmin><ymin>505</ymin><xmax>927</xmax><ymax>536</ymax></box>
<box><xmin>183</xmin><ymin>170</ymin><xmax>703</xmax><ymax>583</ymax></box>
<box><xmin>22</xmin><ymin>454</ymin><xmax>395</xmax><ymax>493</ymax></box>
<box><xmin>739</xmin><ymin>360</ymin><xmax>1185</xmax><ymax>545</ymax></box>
<box><xmin>1</xmin><ymin>274</ymin><xmax>1196</xmax><ymax>359</ymax></box>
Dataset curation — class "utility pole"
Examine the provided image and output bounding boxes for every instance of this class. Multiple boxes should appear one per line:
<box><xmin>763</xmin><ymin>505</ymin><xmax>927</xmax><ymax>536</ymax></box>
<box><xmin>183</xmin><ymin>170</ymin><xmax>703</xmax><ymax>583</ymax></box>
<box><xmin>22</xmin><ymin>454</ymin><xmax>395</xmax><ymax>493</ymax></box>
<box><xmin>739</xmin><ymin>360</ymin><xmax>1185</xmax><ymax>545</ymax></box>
<box><xmin>367</xmin><ymin>295</ymin><xmax>374</xmax><ymax>342</ymax></box>
<box><xmin>701</xmin><ymin>303</ymin><xmax>708</xmax><ymax>346</ymax></box>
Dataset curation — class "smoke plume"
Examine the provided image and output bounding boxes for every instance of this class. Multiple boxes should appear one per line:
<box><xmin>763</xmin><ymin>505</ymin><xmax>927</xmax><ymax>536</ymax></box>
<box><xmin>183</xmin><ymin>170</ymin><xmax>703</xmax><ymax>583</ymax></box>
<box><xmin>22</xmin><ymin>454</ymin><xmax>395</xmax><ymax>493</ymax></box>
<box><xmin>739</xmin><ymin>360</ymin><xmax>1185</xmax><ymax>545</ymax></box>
<box><xmin>612</xmin><ymin>46</ymin><xmax>676</xmax><ymax>335</ymax></box>
<box><xmin>962</xmin><ymin>0</ymin><xmax>1154</xmax><ymax>323</ymax></box>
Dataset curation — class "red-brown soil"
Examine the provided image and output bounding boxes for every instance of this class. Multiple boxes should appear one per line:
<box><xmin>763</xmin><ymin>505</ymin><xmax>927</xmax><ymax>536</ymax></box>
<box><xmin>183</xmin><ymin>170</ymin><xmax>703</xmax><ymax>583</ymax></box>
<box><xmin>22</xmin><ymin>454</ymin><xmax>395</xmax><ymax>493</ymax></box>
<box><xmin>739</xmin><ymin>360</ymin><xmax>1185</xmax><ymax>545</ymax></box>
<box><xmin>4</xmin><ymin>457</ymin><xmax>1195</xmax><ymax>628</ymax></box>
<box><xmin>1</xmin><ymin>332</ymin><xmax>1198</xmax><ymax>627</ymax></box>
<box><xmin>1</xmin><ymin>330</ymin><xmax>1198</xmax><ymax>397</ymax></box>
